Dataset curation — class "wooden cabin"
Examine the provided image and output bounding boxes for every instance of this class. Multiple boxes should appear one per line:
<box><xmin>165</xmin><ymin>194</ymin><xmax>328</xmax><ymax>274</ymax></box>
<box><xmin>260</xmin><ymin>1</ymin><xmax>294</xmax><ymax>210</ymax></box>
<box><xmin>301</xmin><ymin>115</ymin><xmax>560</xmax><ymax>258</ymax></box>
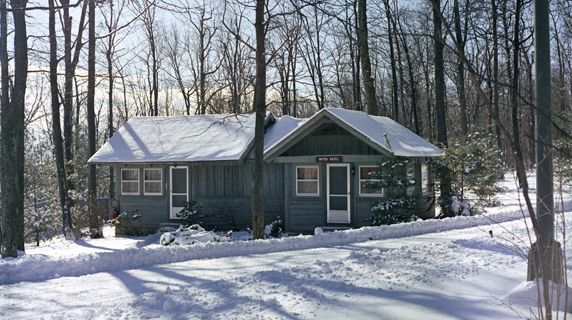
<box><xmin>89</xmin><ymin>108</ymin><xmax>443</xmax><ymax>234</ymax></box>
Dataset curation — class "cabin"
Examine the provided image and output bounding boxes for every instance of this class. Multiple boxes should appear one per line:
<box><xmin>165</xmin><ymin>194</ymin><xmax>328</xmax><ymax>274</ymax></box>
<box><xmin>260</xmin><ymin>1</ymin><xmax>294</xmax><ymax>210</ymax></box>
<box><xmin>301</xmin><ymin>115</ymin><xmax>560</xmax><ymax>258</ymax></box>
<box><xmin>89</xmin><ymin>108</ymin><xmax>444</xmax><ymax>234</ymax></box>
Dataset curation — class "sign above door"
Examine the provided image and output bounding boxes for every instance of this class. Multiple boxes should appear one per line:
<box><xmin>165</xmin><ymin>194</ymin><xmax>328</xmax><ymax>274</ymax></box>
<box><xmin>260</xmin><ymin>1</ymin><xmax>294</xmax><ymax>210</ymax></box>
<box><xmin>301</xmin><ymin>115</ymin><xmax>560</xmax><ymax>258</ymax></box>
<box><xmin>316</xmin><ymin>156</ymin><xmax>343</xmax><ymax>162</ymax></box>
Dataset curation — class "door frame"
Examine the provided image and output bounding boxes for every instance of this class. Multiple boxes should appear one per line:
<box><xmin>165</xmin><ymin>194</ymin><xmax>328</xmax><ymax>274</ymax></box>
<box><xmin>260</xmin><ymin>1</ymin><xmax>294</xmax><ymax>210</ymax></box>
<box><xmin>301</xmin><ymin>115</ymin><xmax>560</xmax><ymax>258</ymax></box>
<box><xmin>326</xmin><ymin>163</ymin><xmax>351</xmax><ymax>223</ymax></box>
<box><xmin>169</xmin><ymin>166</ymin><xmax>188</xmax><ymax>219</ymax></box>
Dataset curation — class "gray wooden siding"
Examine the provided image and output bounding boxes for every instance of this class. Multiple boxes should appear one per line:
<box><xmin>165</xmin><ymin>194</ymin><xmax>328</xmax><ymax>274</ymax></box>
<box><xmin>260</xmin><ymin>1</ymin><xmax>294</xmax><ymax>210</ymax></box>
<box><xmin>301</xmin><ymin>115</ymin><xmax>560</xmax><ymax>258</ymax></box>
<box><xmin>283</xmin><ymin>124</ymin><xmax>380</xmax><ymax>157</ymax></box>
<box><xmin>283</xmin><ymin>159</ymin><xmax>436</xmax><ymax>233</ymax></box>
<box><xmin>117</xmin><ymin>163</ymin><xmax>284</xmax><ymax>232</ymax></box>
<box><xmin>284</xmin><ymin>163</ymin><xmax>326</xmax><ymax>232</ymax></box>
<box><xmin>115</xmin><ymin>164</ymin><xmax>170</xmax><ymax>230</ymax></box>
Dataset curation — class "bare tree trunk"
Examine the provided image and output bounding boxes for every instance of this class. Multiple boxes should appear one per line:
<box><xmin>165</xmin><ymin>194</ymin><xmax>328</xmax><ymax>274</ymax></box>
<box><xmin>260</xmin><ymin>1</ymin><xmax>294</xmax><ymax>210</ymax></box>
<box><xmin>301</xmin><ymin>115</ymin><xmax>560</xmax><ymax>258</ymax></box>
<box><xmin>396</xmin><ymin>17</ymin><xmax>420</xmax><ymax>134</ymax></box>
<box><xmin>491</xmin><ymin>0</ymin><xmax>502</xmax><ymax>150</ymax></box>
<box><xmin>61</xmin><ymin>0</ymin><xmax>88</xmax><ymax>200</ymax></box>
<box><xmin>0</xmin><ymin>0</ymin><xmax>8</xmax><ymax>256</ymax></box>
<box><xmin>383</xmin><ymin>0</ymin><xmax>398</xmax><ymax>121</ymax></box>
<box><xmin>531</xmin><ymin>1</ymin><xmax>560</xmax><ymax>319</ymax></box>
<box><xmin>511</xmin><ymin>0</ymin><xmax>523</xmax><ymax>176</ymax></box>
<box><xmin>106</xmin><ymin>0</ymin><xmax>115</xmax><ymax>200</ymax></box>
<box><xmin>87</xmin><ymin>0</ymin><xmax>101</xmax><ymax>238</ymax></box>
<box><xmin>431</xmin><ymin>0</ymin><xmax>453</xmax><ymax>217</ymax></box>
<box><xmin>1</xmin><ymin>0</ymin><xmax>27</xmax><ymax>257</ymax></box>
<box><xmin>357</xmin><ymin>0</ymin><xmax>378</xmax><ymax>115</ymax></box>
<box><xmin>251</xmin><ymin>0</ymin><xmax>266</xmax><ymax>240</ymax></box>
<box><xmin>454</xmin><ymin>0</ymin><xmax>468</xmax><ymax>135</ymax></box>
<box><xmin>49</xmin><ymin>0</ymin><xmax>74</xmax><ymax>240</ymax></box>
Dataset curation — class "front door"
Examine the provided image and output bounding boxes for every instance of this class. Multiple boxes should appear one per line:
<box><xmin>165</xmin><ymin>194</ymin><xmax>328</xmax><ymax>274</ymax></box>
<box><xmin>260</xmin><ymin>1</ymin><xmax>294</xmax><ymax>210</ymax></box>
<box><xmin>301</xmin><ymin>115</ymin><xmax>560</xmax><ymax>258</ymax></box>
<box><xmin>327</xmin><ymin>163</ymin><xmax>350</xmax><ymax>223</ymax></box>
<box><xmin>170</xmin><ymin>166</ymin><xmax>188</xmax><ymax>219</ymax></box>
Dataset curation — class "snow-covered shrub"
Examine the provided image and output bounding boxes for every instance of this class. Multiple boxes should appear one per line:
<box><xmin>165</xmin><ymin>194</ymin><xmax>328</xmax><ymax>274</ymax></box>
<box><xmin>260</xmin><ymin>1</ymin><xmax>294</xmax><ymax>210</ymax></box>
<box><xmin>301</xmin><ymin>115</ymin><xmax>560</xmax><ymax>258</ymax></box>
<box><xmin>366</xmin><ymin>159</ymin><xmax>419</xmax><ymax>225</ymax></box>
<box><xmin>175</xmin><ymin>201</ymin><xmax>206</xmax><ymax>227</ymax></box>
<box><xmin>264</xmin><ymin>217</ymin><xmax>283</xmax><ymax>238</ymax></box>
<box><xmin>451</xmin><ymin>196</ymin><xmax>470</xmax><ymax>216</ymax></box>
<box><xmin>160</xmin><ymin>224</ymin><xmax>229</xmax><ymax>246</ymax></box>
<box><xmin>441</xmin><ymin>132</ymin><xmax>505</xmax><ymax>210</ymax></box>
<box><xmin>111</xmin><ymin>209</ymin><xmax>142</xmax><ymax>235</ymax></box>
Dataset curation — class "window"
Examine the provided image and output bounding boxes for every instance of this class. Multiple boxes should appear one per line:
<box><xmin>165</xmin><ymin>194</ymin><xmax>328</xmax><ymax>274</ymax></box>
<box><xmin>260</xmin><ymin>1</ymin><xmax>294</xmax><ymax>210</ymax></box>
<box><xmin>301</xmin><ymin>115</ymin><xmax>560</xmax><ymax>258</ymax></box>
<box><xmin>296</xmin><ymin>166</ymin><xmax>319</xmax><ymax>196</ymax></box>
<box><xmin>121</xmin><ymin>169</ymin><xmax>139</xmax><ymax>195</ymax></box>
<box><xmin>144</xmin><ymin>168</ymin><xmax>162</xmax><ymax>195</ymax></box>
<box><xmin>407</xmin><ymin>162</ymin><xmax>416</xmax><ymax>194</ymax></box>
<box><xmin>421</xmin><ymin>163</ymin><xmax>429</xmax><ymax>194</ymax></box>
<box><xmin>359</xmin><ymin>166</ymin><xmax>383</xmax><ymax>196</ymax></box>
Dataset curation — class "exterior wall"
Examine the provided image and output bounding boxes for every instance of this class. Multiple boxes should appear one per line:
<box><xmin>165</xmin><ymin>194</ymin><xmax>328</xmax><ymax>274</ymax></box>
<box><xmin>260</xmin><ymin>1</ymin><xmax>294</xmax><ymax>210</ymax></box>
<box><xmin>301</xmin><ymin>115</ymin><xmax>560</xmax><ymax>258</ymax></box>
<box><xmin>115</xmin><ymin>162</ymin><xmax>284</xmax><ymax>232</ymax></box>
<box><xmin>115</xmin><ymin>164</ymin><xmax>170</xmax><ymax>232</ymax></box>
<box><xmin>283</xmin><ymin>160</ymin><xmax>436</xmax><ymax>233</ymax></box>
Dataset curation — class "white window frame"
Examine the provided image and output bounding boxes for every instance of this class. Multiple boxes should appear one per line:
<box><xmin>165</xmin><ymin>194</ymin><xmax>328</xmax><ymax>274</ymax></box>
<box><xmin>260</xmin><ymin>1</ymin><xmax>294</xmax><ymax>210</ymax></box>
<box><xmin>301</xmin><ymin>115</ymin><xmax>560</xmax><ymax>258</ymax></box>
<box><xmin>121</xmin><ymin>168</ymin><xmax>140</xmax><ymax>196</ymax></box>
<box><xmin>144</xmin><ymin>168</ymin><xmax>163</xmax><ymax>196</ymax></box>
<box><xmin>359</xmin><ymin>165</ymin><xmax>384</xmax><ymax>197</ymax></box>
<box><xmin>295</xmin><ymin>165</ymin><xmax>320</xmax><ymax>196</ymax></box>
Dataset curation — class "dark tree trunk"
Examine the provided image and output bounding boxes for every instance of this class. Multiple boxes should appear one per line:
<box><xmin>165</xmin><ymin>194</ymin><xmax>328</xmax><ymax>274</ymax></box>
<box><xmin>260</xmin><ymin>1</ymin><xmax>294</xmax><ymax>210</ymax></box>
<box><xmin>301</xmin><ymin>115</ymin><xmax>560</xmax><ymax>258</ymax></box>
<box><xmin>431</xmin><ymin>0</ymin><xmax>453</xmax><ymax>217</ymax></box>
<box><xmin>1</xmin><ymin>0</ymin><xmax>27</xmax><ymax>257</ymax></box>
<box><xmin>396</xmin><ymin>18</ymin><xmax>420</xmax><ymax>135</ymax></box>
<box><xmin>384</xmin><ymin>0</ymin><xmax>398</xmax><ymax>121</ymax></box>
<box><xmin>357</xmin><ymin>0</ymin><xmax>378</xmax><ymax>115</ymax></box>
<box><xmin>352</xmin><ymin>1</ymin><xmax>361</xmax><ymax>111</ymax></box>
<box><xmin>87</xmin><ymin>0</ymin><xmax>101</xmax><ymax>237</ymax></box>
<box><xmin>49</xmin><ymin>0</ymin><xmax>74</xmax><ymax>240</ymax></box>
<box><xmin>511</xmin><ymin>0</ymin><xmax>523</xmax><ymax>176</ymax></box>
<box><xmin>0</xmin><ymin>0</ymin><xmax>9</xmax><ymax>256</ymax></box>
<box><xmin>106</xmin><ymin>0</ymin><xmax>115</xmax><ymax>200</ymax></box>
<box><xmin>491</xmin><ymin>0</ymin><xmax>502</xmax><ymax>150</ymax></box>
<box><xmin>61</xmin><ymin>0</ymin><xmax>87</xmax><ymax>200</ymax></box>
<box><xmin>454</xmin><ymin>0</ymin><xmax>468</xmax><ymax>135</ymax></box>
<box><xmin>251</xmin><ymin>0</ymin><xmax>266</xmax><ymax>240</ymax></box>
<box><xmin>530</xmin><ymin>1</ymin><xmax>561</xmax><ymax>318</ymax></box>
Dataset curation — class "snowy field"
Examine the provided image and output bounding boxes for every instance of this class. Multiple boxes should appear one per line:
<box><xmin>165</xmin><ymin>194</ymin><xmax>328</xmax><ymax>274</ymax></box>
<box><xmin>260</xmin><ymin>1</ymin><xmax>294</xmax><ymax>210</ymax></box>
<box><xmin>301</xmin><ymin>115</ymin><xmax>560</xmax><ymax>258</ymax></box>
<box><xmin>2</xmin><ymin>173</ymin><xmax>572</xmax><ymax>319</ymax></box>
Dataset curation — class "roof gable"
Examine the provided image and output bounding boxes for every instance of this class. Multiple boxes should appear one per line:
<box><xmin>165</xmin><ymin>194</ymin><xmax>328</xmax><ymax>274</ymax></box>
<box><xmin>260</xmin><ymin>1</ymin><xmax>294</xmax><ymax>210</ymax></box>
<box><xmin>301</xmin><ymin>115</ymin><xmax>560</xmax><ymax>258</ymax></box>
<box><xmin>264</xmin><ymin>108</ymin><xmax>443</xmax><ymax>160</ymax></box>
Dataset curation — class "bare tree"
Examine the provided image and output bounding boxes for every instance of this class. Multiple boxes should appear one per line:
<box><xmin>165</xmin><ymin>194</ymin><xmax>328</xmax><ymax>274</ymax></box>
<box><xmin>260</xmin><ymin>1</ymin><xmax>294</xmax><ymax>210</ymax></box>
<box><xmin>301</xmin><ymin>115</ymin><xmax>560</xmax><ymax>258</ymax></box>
<box><xmin>0</xmin><ymin>0</ymin><xmax>28</xmax><ymax>257</ymax></box>
<box><xmin>357</xmin><ymin>0</ymin><xmax>378</xmax><ymax>115</ymax></box>
<box><xmin>49</xmin><ymin>0</ymin><xmax>74</xmax><ymax>240</ymax></box>
<box><xmin>60</xmin><ymin>0</ymin><xmax>88</xmax><ymax>195</ymax></box>
<box><xmin>431</xmin><ymin>0</ymin><xmax>453</xmax><ymax>217</ymax></box>
<box><xmin>87</xmin><ymin>0</ymin><xmax>101</xmax><ymax>237</ymax></box>
<box><xmin>221</xmin><ymin>4</ymin><xmax>254</xmax><ymax>114</ymax></box>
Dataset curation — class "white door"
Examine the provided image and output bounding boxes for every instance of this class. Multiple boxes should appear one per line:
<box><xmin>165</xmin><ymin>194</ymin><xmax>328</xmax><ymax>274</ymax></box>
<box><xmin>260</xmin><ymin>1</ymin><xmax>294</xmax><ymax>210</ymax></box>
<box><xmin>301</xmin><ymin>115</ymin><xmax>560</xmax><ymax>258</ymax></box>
<box><xmin>327</xmin><ymin>163</ymin><xmax>350</xmax><ymax>223</ymax></box>
<box><xmin>170</xmin><ymin>166</ymin><xmax>188</xmax><ymax>219</ymax></box>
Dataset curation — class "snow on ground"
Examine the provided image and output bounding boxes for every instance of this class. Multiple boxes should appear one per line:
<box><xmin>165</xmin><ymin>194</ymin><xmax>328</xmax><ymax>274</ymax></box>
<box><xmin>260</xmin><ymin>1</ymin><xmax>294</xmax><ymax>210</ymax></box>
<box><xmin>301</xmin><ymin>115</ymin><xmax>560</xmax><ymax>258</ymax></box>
<box><xmin>1</xmin><ymin>172</ymin><xmax>572</xmax><ymax>319</ymax></box>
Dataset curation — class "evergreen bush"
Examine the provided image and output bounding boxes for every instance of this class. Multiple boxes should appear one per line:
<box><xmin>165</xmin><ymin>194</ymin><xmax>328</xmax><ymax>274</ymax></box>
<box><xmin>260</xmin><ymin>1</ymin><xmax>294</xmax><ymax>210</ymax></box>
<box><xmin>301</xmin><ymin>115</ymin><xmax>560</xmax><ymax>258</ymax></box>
<box><xmin>366</xmin><ymin>159</ymin><xmax>418</xmax><ymax>225</ymax></box>
<box><xmin>441</xmin><ymin>132</ymin><xmax>505</xmax><ymax>211</ymax></box>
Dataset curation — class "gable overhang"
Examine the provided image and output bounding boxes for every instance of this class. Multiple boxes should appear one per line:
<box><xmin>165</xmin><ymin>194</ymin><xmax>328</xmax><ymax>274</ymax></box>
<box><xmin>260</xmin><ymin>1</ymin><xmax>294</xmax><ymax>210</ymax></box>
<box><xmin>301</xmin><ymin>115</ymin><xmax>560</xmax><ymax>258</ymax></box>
<box><xmin>263</xmin><ymin>109</ymin><xmax>393</xmax><ymax>162</ymax></box>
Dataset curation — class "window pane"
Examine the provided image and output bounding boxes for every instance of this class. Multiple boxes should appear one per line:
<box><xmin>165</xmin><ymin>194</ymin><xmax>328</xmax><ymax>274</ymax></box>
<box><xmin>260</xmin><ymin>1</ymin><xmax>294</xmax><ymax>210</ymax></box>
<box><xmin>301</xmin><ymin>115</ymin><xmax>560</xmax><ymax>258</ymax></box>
<box><xmin>122</xmin><ymin>181</ymin><xmax>138</xmax><ymax>193</ymax></box>
<box><xmin>421</xmin><ymin>164</ymin><xmax>429</xmax><ymax>193</ymax></box>
<box><xmin>361</xmin><ymin>184</ymin><xmax>383</xmax><ymax>194</ymax></box>
<box><xmin>172</xmin><ymin>195</ymin><xmax>187</xmax><ymax>208</ymax></box>
<box><xmin>145</xmin><ymin>169</ymin><xmax>161</xmax><ymax>181</ymax></box>
<box><xmin>122</xmin><ymin>169</ymin><xmax>138</xmax><ymax>181</ymax></box>
<box><xmin>145</xmin><ymin>182</ymin><xmax>161</xmax><ymax>194</ymax></box>
<box><xmin>298</xmin><ymin>181</ymin><xmax>318</xmax><ymax>194</ymax></box>
<box><xmin>330</xmin><ymin>196</ymin><xmax>348</xmax><ymax>210</ymax></box>
<box><xmin>360</xmin><ymin>167</ymin><xmax>379</xmax><ymax>179</ymax></box>
<box><xmin>297</xmin><ymin>167</ymin><xmax>317</xmax><ymax>180</ymax></box>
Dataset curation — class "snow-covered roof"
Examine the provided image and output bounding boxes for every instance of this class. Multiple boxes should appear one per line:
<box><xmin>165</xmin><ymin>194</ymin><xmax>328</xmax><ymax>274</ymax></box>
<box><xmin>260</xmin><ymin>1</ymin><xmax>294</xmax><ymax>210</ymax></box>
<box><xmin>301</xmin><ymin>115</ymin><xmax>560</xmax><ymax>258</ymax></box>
<box><xmin>90</xmin><ymin>108</ymin><xmax>442</xmax><ymax>164</ymax></box>
<box><xmin>263</xmin><ymin>115</ymin><xmax>306</xmax><ymax>153</ymax></box>
<box><xmin>263</xmin><ymin>108</ymin><xmax>444</xmax><ymax>159</ymax></box>
<box><xmin>328</xmin><ymin>108</ymin><xmax>444</xmax><ymax>157</ymax></box>
<box><xmin>89</xmin><ymin>113</ymin><xmax>269</xmax><ymax>164</ymax></box>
